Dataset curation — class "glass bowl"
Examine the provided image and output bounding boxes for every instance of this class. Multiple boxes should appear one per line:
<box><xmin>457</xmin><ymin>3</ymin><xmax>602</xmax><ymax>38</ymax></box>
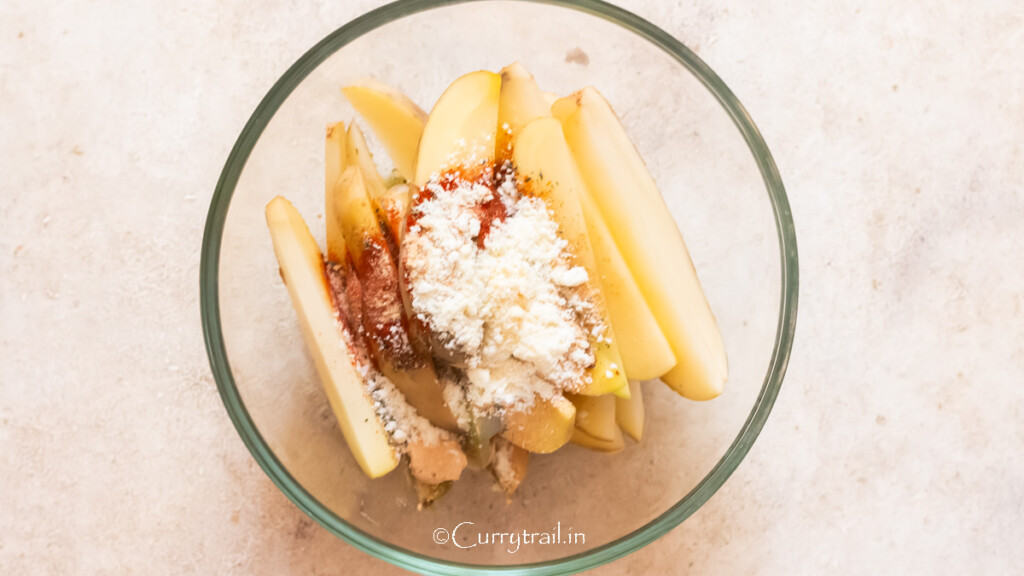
<box><xmin>200</xmin><ymin>0</ymin><xmax>798</xmax><ymax>573</ymax></box>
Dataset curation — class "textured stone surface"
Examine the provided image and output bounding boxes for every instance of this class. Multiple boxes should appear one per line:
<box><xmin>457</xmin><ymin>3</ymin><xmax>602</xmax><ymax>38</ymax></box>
<box><xmin>1</xmin><ymin>1</ymin><xmax>1022</xmax><ymax>574</ymax></box>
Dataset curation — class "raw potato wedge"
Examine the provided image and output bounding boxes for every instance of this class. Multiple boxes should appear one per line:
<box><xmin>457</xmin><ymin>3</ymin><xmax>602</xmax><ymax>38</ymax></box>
<box><xmin>379</xmin><ymin>363</ymin><xmax>459</xmax><ymax>431</ymax></box>
<box><xmin>348</xmin><ymin>124</ymin><xmax>400</xmax><ymax>256</ymax></box>
<box><xmin>567</xmin><ymin>393</ymin><xmax>619</xmax><ymax>442</ymax></box>
<box><xmin>497</xmin><ymin>62</ymin><xmax>550</xmax><ymax>159</ymax></box>
<box><xmin>265</xmin><ymin>196</ymin><xmax>398</xmax><ymax>478</ymax></box>
<box><xmin>615</xmin><ymin>380</ymin><xmax>644</xmax><ymax>441</ymax></box>
<box><xmin>513</xmin><ymin>117</ymin><xmax>629</xmax><ymax>397</ymax></box>
<box><xmin>553</xmin><ymin>87</ymin><xmax>728</xmax><ymax>400</ymax></box>
<box><xmin>325</xmin><ymin>122</ymin><xmax>348</xmax><ymax>263</ymax></box>
<box><xmin>578</xmin><ymin>185</ymin><xmax>675</xmax><ymax>380</ymax></box>
<box><xmin>384</xmin><ymin>182</ymin><xmax>436</xmax><ymax>360</ymax></box>
<box><xmin>342</xmin><ymin>79</ymin><xmax>427</xmax><ymax>182</ymax></box>
<box><xmin>333</xmin><ymin>167</ymin><xmax>458</xmax><ymax>430</ymax></box>
<box><xmin>377</xmin><ymin>183</ymin><xmax>412</xmax><ymax>247</ymax></box>
<box><xmin>503</xmin><ymin>394</ymin><xmax>576</xmax><ymax>454</ymax></box>
<box><xmin>414</xmin><ymin>70</ymin><xmax>500</xmax><ymax>186</ymax></box>
<box><xmin>346</xmin><ymin>123</ymin><xmax>389</xmax><ymax>203</ymax></box>
<box><xmin>571</xmin><ymin>426</ymin><xmax>625</xmax><ymax>452</ymax></box>
<box><xmin>501</xmin><ymin>81</ymin><xmax>675</xmax><ymax>380</ymax></box>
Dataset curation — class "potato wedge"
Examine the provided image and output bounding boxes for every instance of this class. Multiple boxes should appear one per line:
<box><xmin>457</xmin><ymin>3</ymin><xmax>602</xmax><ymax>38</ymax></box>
<box><xmin>578</xmin><ymin>184</ymin><xmax>675</xmax><ymax>380</ymax></box>
<box><xmin>383</xmin><ymin>182</ymin><xmax>436</xmax><ymax>359</ymax></box>
<box><xmin>503</xmin><ymin>394</ymin><xmax>576</xmax><ymax>454</ymax></box>
<box><xmin>347</xmin><ymin>123</ymin><xmax>400</xmax><ymax>255</ymax></box>
<box><xmin>615</xmin><ymin>381</ymin><xmax>644</xmax><ymax>441</ymax></box>
<box><xmin>333</xmin><ymin>167</ymin><xmax>457</xmax><ymax>430</ymax></box>
<box><xmin>415</xmin><ymin>70</ymin><xmax>500</xmax><ymax>186</ymax></box>
<box><xmin>377</xmin><ymin>183</ymin><xmax>411</xmax><ymax>248</ymax></box>
<box><xmin>571</xmin><ymin>426</ymin><xmax>625</xmax><ymax>453</ymax></box>
<box><xmin>265</xmin><ymin>196</ymin><xmax>398</xmax><ymax>478</ymax></box>
<box><xmin>497</xmin><ymin>62</ymin><xmax>550</xmax><ymax>159</ymax></box>
<box><xmin>567</xmin><ymin>393</ymin><xmax>618</xmax><ymax>442</ymax></box>
<box><xmin>343</xmin><ymin>79</ymin><xmax>427</xmax><ymax>182</ymax></box>
<box><xmin>325</xmin><ymin>122</ymin><xmax>348</xmax><ymax>262</ymax></box>
<box><xmin>513</xmin><ymin>117</ymin><xmax>629</xmax><ymax>397</ymax></box>
<box><xmin>346</xmin><ymin>123</ymin><xmax>388</xmax><ymax>202</ymax></box>
<box><xmin>553</xmin><ymin>87</ymin><xmax>728</xmax><ymax>400</ymax></box>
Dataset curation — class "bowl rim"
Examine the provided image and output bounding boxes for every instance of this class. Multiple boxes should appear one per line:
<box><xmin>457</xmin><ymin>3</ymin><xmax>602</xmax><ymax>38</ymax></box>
<box><xmin>200</xmin><ymin>0</ymin><xmax>799</xmax><ymax>573</ymax></box>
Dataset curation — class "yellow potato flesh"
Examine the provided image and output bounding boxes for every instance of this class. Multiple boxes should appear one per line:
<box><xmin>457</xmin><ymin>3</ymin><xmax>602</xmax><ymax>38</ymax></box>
<box><xmin>496</xmin><ymin>62</ymin><xmax>550</xmax><ymax>159</ymax></box>
<box><xmin>414</xmin><ymin>70</ymin><xmax>500</xmax><ymax>186</ymax></box>
<box><xmin>334</xmin><ymin>167</ymin><xmax>457</xmax><ymax>430</ymax></box>
<box><xmin>265</xmin><ymin>196</ymin><xmax>398</xmax><ymax>478</ymax></box>
<box><xmin>325</xmin><ymin>122</ymin><xmax>348</xmax><ymax>263</ymax></box>
<box><xmin>342</xmin><ymin>79</ymin><xmax>426</xmax><ymax>182</ymax></box>
<box><xmin>335</xmin><ymin>166</ymin><xmax>382</xmax><ymax>263</ymax></box>
<box><xmin>553</xmin><ymin>87</ymin><xmax>728</xmax><ymax>400</ymax></box>
<box><xmin>378</xmin><ymin>362</ymin><xmax>458</xmax><ymax>432</ymax></box>
<box><xmin>568</xmin><ymin>393</ymin><xmax>619</xmax><ymax>442</ymax></box>
<box><xmin>500</xmin><ymin>67</ymin><xmax>672</xmax><ymax>381</ymax></box>
<box><xmin>377</xmin><ymin>183</ymin><xmax>411</xmax><ymax>247</ymax></box>
<box><xmin>570</xmin><ymin>426</ymin><xmax>625</xmax><ymax>452</ymax></box>
<box><xmin>345</xmin><ymin>123</ymin><xmax>388</xmax><ymax>203</ymax></box>
<box><xmin>615</xmin><ymin>381</ymin><xmax>644</xmax><ymax>441</ymax></box>
<box><xmin>503</xmin><ymin>395</ymin><xmax>576</xmax><ymax>454</ymax></box>
<box><xmin>577</xmin><ymin>179</ymin><xmax>676</xmax><ymax>380</ymax></box>
<box><xmin>512</xmin><ymin>117</ymin><xmax>628</xmax><ymax>397</ymax></box>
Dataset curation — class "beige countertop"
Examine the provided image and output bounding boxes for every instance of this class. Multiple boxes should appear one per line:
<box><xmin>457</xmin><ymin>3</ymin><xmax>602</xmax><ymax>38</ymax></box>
<box><xmin>2</xmin><ymin>1</ymin><xmax>1022</xmax><ymax>574</ymax></box>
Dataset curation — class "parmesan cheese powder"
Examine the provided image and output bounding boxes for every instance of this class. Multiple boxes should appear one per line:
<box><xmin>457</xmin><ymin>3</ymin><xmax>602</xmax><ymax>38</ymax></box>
<box><xmin>403</xmin><ymin>171</ymin><xmax>594</xmax><ymax>411</ymax></box>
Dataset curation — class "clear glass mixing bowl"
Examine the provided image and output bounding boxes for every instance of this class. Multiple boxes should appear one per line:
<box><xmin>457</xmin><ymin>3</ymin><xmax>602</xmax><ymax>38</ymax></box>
<box><xmin>201</xmin><ymin>1</ymin><xmax>798</xmax><ymax>573</ymax></box>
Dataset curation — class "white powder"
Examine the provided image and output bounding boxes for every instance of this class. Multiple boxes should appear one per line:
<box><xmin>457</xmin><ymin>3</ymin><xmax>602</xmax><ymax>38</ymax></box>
<box><xmin>404</xmin><ymin>179</ymin><xmax>492</xmax><ymax>352</ymax></box>
<box><xmin>327</xmin><ymin>277</ymin><xmax>454</xmax><ymax>451</ymax></box>
<box><xmin>551</xmin><ymin>265</ymin><xmax>588</xmax><ymax>287</ymax></box>
<box><xmin>403</xmin><ymin>172</ymin><xmax>595</xmax><ymax>411</ymax></box>
<box><xmin>363</xmin><ymin>367</ymin><xmax>453</xmax><ymax>449</ymax></box>
<box><xmin>440</xmin><ymin>373</ymin><xmax>472</xmax><ymax>432</ymax></box>
<box><xmin>495</xmin><ymin>167</ymin><xmax>519</xmax><ymax>214</ymax></box>
<box><xmin>491</xmin><ymin>438</ymin><xmax>520</xmax><ymax>493</ymax></box>
<box><xmin>422</xmin><ymin>133</ymin><xmax>496</xmax><ymax>184</ymax></box>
